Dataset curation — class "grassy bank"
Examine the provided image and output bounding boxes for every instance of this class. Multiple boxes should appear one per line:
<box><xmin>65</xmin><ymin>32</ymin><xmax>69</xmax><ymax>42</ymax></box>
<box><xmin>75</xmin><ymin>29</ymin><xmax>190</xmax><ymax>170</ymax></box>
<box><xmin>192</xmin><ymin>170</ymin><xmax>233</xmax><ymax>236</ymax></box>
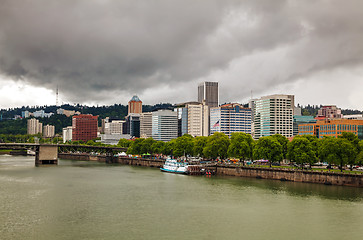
<box><xmin>0</xmin><ymin>149</ymin><xmax>12</xmax><ymax>154</ymax></box>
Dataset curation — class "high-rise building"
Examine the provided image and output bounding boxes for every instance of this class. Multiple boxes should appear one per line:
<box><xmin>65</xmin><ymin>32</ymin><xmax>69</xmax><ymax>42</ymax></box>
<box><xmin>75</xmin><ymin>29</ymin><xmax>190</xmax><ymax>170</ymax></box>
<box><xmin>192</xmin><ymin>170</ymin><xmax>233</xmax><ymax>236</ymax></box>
<box><xmin>43</xmin><ymin>124</ymin><xmax>55</xmax><ymax>138</ymax></box>
<box><xmin>72</xmin><ymin>114</ymin><xmax>98</xmax><ymax>142</ymax></box>
<box><xmin>123</xmin><ymin>114</ymin><xmax>140</xmax><ymax>138</ymax></box>
<box><xmin>62</xmin><ymin>126</ymin><xmax>73</xmax><ymax>143</ymax></box>
<box><xmin>210</xmin><ymin>103</ymin><xmax>252</xmax><ymax>137</ymax></box>
<box><xmin>198</xmin><ymin>82</ymin><xmax>218</xmax><ymax>136</ymax></box>
<box><xmin>299</xmin><ymin>119</ymin><xmax>363</xmax><ymax>139</ymax></box>
<box><xmin>316</xmin><ymin>105</ymin><xmax>343</xmax><ymax>119</ymax></box>
<box><xmin>128</xmin><ymin>95</ymin><xmax>142</xmax><ymax>115</ymax></box>
<box><xmin>152</xmin><ymin>109</ymin><xmax>178</xmax><ymax>142</ymax></box>
<box><xmin>175</xmin><ymin>102</ymin><xmax>209</xmax><ymax>137</ymax></box>
<box><xmin>140</xmin><ymin>112</ymin><xmax>153</xmax><ymax>138</ymax></box>
<box><xmin>251</xmin><ymin>94</ymin><xmax>294</xmax><ymax>139</ymax></box>
<box><xmin>198</xmin><ymin>82</ymin><xmax>219</xmax><ymax>108</ymax></box>
<box><xmin>27</xmin><ymin>118</ymin><xmax>43</xmax><ymax>135</ymax></box>
<box><xmin>174</xmin><ymin>106</ymin><xmax>188</xmax><ymax>137</ymax></box>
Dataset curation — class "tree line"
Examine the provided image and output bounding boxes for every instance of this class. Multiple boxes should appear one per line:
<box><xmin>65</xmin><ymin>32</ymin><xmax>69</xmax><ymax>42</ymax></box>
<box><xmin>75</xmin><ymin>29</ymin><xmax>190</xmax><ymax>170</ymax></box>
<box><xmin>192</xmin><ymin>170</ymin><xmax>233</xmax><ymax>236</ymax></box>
<box><xmin>119</xmin><ymin>132</ymin><xmax>363</xmax><ymax>171</ymax></box>
<box><xmin>2</xmin><ymin>130</ymin><xmax>363</xmax><ymax>171</ymax></box>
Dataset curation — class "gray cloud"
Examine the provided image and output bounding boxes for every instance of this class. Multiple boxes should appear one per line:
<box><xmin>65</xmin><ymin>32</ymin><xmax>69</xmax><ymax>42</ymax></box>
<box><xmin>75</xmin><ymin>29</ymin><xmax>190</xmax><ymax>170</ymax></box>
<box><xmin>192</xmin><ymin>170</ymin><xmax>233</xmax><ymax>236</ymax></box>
<box><xmin>0</xmin><ymin>0</ymin><xmax>363</xmax><ymax>107</ymax></box>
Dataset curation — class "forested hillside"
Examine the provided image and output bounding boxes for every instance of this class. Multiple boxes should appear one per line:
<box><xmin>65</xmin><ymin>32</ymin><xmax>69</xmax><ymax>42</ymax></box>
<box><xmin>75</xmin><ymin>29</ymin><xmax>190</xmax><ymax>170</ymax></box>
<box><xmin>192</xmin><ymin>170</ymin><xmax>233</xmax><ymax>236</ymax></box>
<box><xmin>0</xmin><ymin>103</ymin><xmax>173</xmax><ymax>134</ymax></box>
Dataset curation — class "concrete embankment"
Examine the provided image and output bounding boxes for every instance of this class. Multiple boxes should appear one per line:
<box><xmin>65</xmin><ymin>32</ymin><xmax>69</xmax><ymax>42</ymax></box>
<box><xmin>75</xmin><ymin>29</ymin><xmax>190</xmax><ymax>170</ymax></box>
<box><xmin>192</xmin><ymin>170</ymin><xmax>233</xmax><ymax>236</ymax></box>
<box><xmin>216</xmin><ymin>165</ymin><xmax>363</xmax><ymax>188</ymax></box>
<box><xmin>58</xmin><ymin>153</ymin><xmax>164</xmax><ymax>167</ymax></box>
<box><xmin>58</xmin><ymin>153</ymin><xmax>363</xmax><ymax>188</ymax></box>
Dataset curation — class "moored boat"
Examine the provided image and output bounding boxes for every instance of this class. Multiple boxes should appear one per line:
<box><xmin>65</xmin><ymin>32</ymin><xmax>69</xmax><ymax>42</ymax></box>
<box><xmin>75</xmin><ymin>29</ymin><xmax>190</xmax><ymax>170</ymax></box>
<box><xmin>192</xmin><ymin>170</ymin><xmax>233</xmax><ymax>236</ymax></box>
<box><xmin>160</xmin><ymin>158</ymin><xmax>188</xmax><ymax>174</ymax></box>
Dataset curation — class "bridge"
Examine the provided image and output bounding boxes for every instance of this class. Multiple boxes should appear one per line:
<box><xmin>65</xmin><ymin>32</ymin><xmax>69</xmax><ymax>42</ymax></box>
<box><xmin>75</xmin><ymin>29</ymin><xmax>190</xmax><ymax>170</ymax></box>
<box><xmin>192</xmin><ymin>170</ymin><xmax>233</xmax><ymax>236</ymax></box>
<box><xmin>0</xmin><ymin>143</ymin><xmax>127</xmax><ymax>166</ymax></box>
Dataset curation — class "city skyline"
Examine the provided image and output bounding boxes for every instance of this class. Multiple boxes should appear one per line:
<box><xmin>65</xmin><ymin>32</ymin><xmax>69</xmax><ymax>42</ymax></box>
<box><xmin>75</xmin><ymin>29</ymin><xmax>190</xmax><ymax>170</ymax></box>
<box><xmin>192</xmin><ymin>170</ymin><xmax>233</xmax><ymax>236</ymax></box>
<box><xmin>1</xmin><ymin>1</ymin><xmax>363</xmax><ymax>110</ymax></box>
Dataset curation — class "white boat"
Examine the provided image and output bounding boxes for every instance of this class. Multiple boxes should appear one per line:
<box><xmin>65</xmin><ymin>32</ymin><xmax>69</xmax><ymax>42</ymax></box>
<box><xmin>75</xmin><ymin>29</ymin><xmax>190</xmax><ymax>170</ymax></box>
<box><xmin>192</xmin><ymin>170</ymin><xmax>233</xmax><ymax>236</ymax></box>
<box><xmin>160</xmin><ymin>158</ymin><xmax>189</xmax><ymax>174</ymax></box>
<box><xmin>27</xmin><ymin>149</ymin><xmax>36</xmax><ymax>156</ymax></box>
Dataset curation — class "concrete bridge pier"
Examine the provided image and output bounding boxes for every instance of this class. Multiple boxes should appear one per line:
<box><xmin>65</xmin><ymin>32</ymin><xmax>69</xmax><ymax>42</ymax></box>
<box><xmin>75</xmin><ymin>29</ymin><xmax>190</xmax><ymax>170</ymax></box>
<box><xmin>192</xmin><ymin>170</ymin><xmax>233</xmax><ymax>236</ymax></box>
<box><xmin>105</xmin><ymin>149</ymin><xmax>115</xmax><ymax>164</ymax></box>
<box><xmin>35</xmin><ymin>145</ymin><xmax>58</xmax><ymax>166</ymax></box>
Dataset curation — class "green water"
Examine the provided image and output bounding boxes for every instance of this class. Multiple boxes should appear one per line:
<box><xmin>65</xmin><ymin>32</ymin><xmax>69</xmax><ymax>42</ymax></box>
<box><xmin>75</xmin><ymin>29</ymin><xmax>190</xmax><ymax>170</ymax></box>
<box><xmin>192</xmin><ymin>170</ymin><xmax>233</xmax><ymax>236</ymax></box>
<box><xmin>1</xmin><ymin>155</ymin><xmax>363</xmax><ymax>240</ymax></box>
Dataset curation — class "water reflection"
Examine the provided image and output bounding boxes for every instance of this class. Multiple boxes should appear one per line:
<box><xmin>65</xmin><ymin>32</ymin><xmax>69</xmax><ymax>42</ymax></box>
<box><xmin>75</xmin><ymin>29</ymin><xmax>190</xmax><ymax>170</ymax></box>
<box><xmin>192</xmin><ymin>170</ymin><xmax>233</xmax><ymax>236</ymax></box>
<box><xmin>208</xmin><ymin>175</ymin><xmax>363</xmax><ymax>202</ymax></box>
<box><xmin>1</xmin><ymin>155</ymin><xmax>363</xmax><ymax>240</ymax></box>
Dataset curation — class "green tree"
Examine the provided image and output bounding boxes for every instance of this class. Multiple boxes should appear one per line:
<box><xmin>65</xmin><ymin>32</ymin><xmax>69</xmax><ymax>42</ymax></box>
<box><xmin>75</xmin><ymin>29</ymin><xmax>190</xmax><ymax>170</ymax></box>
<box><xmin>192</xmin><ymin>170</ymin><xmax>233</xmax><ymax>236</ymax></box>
<box><xmin>193</xmin><ymin>136</ymin><xmax>208</xmax><ymax>158</ymax></box>
<box><xmin>338</xmin><ymin>132</ymin><xmax>359</xmax><ymax>147</ymax></box>
<box><xmin>172</xmin><ymin>134</ymin><xmax>194</xmax><ymax>157</ymax></box>
<box><xmin>151</xmin><ymin>141</ymin><xmax>165</xmax><ymax>154</ymax></box>
<box><xmin>271</xmin><ymin>134</ymin><xmax>289</xmax><ymax>160</ymax></box>
<box><xmin>140</xmin><ymin>138</ymin><xmax>156</xmax><ymax>154</ymax></box>
<box><xmin>127</xmin><ymin>138</ymin><xmax>144</xmax><ymax>155</ymax></box>
<box><xmin>161</xmin><ymin>141</ymin><xmax>174</xmax><ymax>156</ymax></box>
<box><xmin>299</xmin><ymin>135</ymin><xmax>319</xmax><ymax>155</ymax></box>
<box><xmin>356</xmin><ymin>141</ymin><xmax>363</xmax><ymax>166</ymax></box>
<box><xmin>86</xmin><ymin>140</ymin><xmax>96</xmax><ymax>145</ymax></box>
<box><xmin>287</xmin><ymin>136</ymin><xmax>317</xmax><ymax>169</ymax></box>
<box><xmin>203</xmin><ymin>132</ymin><xmax>230</xmax><ymax>160</ymax></box>
<box><xmin>227</xmin><ymin>132</ymin><xmax>254</xmax><ymax>165</ymax></box>
<box><xmin>338</xmin><ymin>132</ymin><xmax>359</xmax><ymax>170</ymax></box>
<box><xmin>253</xmin><ymin>136</ymin><xmax>283</xmax><ymax>167</ymax></box>
<box><xmin>117</xmin><ymin>138</ymin><xmax>132</xmax><ymax>148</ymax></box>
<box><xmin>319</xmin><ymin>137</ymin><xmax>357</xmax><ymax>172</ymax></box>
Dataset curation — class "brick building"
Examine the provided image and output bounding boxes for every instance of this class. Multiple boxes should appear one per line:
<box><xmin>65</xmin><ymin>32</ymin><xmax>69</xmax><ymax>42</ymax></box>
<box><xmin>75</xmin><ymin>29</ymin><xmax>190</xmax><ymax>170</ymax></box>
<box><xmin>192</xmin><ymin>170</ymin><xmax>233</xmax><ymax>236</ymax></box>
<box><xmin>72</xmin><ymin>114</ymin><xmax>98</xmax><ymax>142</ymax></box>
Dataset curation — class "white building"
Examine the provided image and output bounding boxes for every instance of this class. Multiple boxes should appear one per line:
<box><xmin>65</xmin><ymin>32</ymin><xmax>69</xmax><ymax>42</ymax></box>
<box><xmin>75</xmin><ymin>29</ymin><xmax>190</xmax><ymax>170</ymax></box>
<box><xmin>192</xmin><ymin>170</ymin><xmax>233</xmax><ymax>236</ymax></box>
<box><xmin>152</xmin><ymin>109</ymin><xmax>178</xmax><ymax>142</ymax></box>
<box><xmin>43</xmin><ymin>124</ymin><xmax>55</xmax><ymax>138</ymax></box>
<box><xmin>21</xmin><ymin>111</ymin><xmax>30</xmax><ymax>118</ymax></box>
<box><xmin>100</xmin><ymin>134</ymin><xmax>131</xmax><ymax>145</ymax></box>
<box><xmin>175</xmin><ymin>102</ymin><xmax>209</xmax><ymax>137</ymax></box>
<box><xmin>140</xmin><ymin>112</ymin><xmax>153</xmax><ymax>138</ymax></box>
<box><xmin>210</xmin><ymin>103</ymin><xmax>252</xmax><ymax>137</ymax></box>
<box><xmin>251</xmin><ymin>94</ymin><xmax>294</xmax><ymax>139</ymax></box>
<box><xmin>343</xmin><ymin>114</ymin><xmax>363</xmax><ymax>120</ymax></box>
<box><xmin>27</xmin><ymin>118</ymin><xmax>43</xmax><ymax>135</ymax></box>
<box><xmin>187</xmin><ymin>103</ymin><xmax>209</xmax><ymax>137</ymax></box>
<box><xmin>104</xmin><ymin>120</ymin><xmax>124</xmax><ymax>135</ymax></box>
<box><xmin>62</xmin><ymin>126</ymin><xmax>73</xmax><ymax>143</ymax></box>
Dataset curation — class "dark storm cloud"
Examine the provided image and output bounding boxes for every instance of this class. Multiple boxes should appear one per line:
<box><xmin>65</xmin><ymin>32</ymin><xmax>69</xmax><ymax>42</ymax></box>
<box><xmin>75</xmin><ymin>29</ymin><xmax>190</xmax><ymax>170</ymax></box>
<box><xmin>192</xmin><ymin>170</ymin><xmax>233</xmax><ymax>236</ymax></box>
<box><xmin>0</xmin><ymin>0</ymin><xmax>363</xmax><ymax>104</ymax></box>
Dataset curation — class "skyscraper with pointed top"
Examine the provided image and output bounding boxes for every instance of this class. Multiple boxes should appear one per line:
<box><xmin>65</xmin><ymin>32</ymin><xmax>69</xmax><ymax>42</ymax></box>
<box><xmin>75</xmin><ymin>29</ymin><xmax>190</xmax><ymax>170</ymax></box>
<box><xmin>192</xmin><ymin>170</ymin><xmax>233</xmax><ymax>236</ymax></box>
<box><xmin>128</xmin><ymin>95</ymin><xmax>142</xmax><ymax>115</ymax></box>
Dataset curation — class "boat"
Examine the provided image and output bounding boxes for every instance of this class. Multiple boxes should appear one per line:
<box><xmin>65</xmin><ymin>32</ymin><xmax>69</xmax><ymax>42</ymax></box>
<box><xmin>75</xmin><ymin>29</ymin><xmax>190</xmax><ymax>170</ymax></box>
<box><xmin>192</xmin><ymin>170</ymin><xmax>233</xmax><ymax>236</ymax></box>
<box><xmin>160</xmin><ymin>158</ymin><xmax>189</xmax><ymax>174</ymax></box>
<box><xmin>27</xmin><ymin>149</ymin><xmax>36</xmax><ymax>156</ymax></box>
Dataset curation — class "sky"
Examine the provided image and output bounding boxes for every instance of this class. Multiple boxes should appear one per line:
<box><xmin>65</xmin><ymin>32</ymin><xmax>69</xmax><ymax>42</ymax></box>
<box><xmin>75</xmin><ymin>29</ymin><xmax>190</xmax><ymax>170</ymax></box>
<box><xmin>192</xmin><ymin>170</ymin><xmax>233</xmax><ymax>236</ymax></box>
<box><xmin>0</xmin><ymin>0</ymin><xmax>363</xmax><ymax>110</ymax></box>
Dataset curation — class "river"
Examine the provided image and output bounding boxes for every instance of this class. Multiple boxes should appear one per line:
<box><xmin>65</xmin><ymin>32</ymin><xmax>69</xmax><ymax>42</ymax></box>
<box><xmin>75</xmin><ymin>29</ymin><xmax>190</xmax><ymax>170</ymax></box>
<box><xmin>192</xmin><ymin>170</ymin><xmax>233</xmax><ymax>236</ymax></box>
<box><xmin>1</xmin><ymin>155</ymin><xmax>363</xmax><ymax>240</ymax></box>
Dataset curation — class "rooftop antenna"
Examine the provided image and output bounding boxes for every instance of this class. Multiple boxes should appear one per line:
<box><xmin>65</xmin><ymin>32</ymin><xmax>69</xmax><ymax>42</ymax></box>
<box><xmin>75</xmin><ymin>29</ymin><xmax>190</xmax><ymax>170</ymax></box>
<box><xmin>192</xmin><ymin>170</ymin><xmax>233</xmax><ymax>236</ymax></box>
<box><xmin>56</xmin><ymin>85</ymin><xmax>59</xmax><ymax>106</ymax></box>
<box><xmin>250</xmin><ymin>90</ymin><xmax>253</xmax><ymax>100</ymax></box>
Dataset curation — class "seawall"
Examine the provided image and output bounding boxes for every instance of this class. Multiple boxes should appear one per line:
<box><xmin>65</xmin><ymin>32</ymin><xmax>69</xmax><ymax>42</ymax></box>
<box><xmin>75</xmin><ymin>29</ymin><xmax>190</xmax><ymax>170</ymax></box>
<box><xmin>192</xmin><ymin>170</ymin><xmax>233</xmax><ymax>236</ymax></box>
<box><xmin>58</xmin><ymin>153</ymin><xmax>363</xmax><ymax>188</ymax></box>
<box><xmin>58</xmin><ymin>153</ymin><xmax>164</xmax><ymax>167</ymax></box>
<box><xmin>216</xmin><ymin>165</ymin><xmax>363</xmax><ymax>188</ymax></box>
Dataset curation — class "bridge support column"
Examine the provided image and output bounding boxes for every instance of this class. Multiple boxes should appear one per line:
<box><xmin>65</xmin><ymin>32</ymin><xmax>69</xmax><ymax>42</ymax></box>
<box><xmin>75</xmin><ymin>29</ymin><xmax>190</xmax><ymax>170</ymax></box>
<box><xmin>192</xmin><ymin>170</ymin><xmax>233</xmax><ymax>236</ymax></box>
<box><xmin>35</xmin><ymin>145</ymin><xmax>58</xmax><ymax>166</ymax></box>
<box><xmin>105</xmin><ymin>149</ymin><xmax>115</xmax><ymax>164</ymax></box>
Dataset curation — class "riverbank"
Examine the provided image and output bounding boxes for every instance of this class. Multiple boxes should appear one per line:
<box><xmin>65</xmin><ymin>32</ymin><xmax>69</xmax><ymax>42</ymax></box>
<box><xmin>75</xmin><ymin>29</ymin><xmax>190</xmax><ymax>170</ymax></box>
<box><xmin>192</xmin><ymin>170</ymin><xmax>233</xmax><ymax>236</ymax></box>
<box><xmin>58</xmin><ymin>153</ymin><xmax>363</xmax><ymax>188</ymax></box>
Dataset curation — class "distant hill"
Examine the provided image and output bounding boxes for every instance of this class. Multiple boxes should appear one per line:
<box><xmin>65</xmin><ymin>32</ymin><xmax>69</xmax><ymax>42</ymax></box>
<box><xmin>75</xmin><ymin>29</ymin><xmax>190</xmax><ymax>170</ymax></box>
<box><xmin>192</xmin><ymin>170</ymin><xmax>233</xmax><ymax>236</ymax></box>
<box><xmin>0</xmin><ymin>103</ymin><xmax>173</xmax><ymax>135</ymax></box>
<box><xmin>299</xmin><ymin>104</ymin><xmax>362</xmax><ymax>116</ymax></box>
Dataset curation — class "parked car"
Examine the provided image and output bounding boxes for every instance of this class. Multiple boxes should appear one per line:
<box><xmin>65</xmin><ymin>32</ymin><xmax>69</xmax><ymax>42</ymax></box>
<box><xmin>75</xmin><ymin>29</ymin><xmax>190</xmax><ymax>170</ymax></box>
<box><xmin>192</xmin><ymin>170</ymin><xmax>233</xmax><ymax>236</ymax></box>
<box><xmin>356</xmin><ymin>166</ymin><xmax>363</xmax><ymax>171</ymax></box>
